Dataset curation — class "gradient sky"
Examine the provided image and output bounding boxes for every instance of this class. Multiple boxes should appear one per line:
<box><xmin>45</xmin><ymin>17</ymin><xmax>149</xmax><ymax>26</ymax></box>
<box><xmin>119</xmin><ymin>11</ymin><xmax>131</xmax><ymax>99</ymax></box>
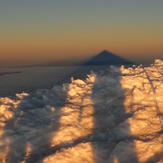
<box><xmin>0</xmin><ymin>0</ymin><xmax>163</xmax><ymax>67</ymax></box>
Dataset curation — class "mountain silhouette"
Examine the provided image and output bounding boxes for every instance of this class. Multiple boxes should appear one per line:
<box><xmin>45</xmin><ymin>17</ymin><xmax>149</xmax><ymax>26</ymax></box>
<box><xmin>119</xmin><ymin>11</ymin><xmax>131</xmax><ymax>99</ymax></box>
<box><xmin>30</xmin><ymin>50</ymin><xmax>134</xmax><ymax>67</ymax></box>
<box><xmin>83</xmin><ymin>50</ymin><xmax>133</xmax><ymax>66</ymax></box>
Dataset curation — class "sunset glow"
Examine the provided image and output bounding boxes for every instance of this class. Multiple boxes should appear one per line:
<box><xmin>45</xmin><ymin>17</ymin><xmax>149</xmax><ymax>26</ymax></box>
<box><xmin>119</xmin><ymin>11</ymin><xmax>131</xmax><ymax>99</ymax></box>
<box><xmin>0</xmin><ymin>1</ymin><xmax>163</xmax><ymax>67</ymax></box>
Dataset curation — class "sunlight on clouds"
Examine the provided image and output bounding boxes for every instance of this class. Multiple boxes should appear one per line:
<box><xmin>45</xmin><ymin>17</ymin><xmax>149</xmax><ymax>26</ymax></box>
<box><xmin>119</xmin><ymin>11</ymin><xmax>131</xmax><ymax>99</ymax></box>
<box><xmin>0</xmin><ymin>60</ymin><xmax>163</xmax><ymax>162</ymax></box>
<box><xmin>0</xmin><ymin>105</ymin><xmax>11</xmax><ymax>163</ymax></box>
<box><xmin>22</xmin><ymin>143</ymin><xmax>32</xmax><ymax>163</ymax></box>
<box><xmin>0</xmin><ymin>93</ymin><xmax>29</xmax><ymax>163</ymax></box>
<box><xmin>42</xmin><ymin>143</ymin><xmax>96</xmax><ymax>163</ymax></box>
<box><xmin>45</xmin><ymin>77</ymin><xmax>96</xmax><ymax>162</ymax></box>
<box><xmin>50</xmin><ymin>78</ymin><xmax>95</xmax><ymax>148</ymax></box>
<box><xmin>50</xmin><ymin>106</ymin><xmax>94</xmax><ymax>147</ymax></box>
<box><xmin>0</xmin><ymin>136</ymin><xmax>10</xmax><ymax>163</ymax></box>
<box><xmin>113</xmin><ymin>156</ymin><xmax>119</xmax><ymax>163</ymax></box>
<box><xmin>119</xmin><ymin>61</ymin><xmax>163</xmax><ymax>162</ymax></box>
<box><xmin>133</xmin><ymin>137</ymin><xmax>163</xmax><ymax>163</ymax></box>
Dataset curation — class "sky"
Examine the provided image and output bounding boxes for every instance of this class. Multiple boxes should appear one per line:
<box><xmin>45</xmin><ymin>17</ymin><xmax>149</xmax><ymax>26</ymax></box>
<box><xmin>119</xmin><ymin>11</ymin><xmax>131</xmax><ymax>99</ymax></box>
<box><xmin>0</xmin><ymin>0</ymin><xmax>163</xmax><ymax>67</ymax></box>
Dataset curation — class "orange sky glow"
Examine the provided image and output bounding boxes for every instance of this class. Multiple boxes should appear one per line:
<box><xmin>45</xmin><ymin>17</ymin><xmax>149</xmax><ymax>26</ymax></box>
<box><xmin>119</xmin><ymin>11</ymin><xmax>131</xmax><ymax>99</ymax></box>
<box><xmin>0</xmin><ymin>1</ymin><xmax>163</xmax><ymax>67</ymax></box>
